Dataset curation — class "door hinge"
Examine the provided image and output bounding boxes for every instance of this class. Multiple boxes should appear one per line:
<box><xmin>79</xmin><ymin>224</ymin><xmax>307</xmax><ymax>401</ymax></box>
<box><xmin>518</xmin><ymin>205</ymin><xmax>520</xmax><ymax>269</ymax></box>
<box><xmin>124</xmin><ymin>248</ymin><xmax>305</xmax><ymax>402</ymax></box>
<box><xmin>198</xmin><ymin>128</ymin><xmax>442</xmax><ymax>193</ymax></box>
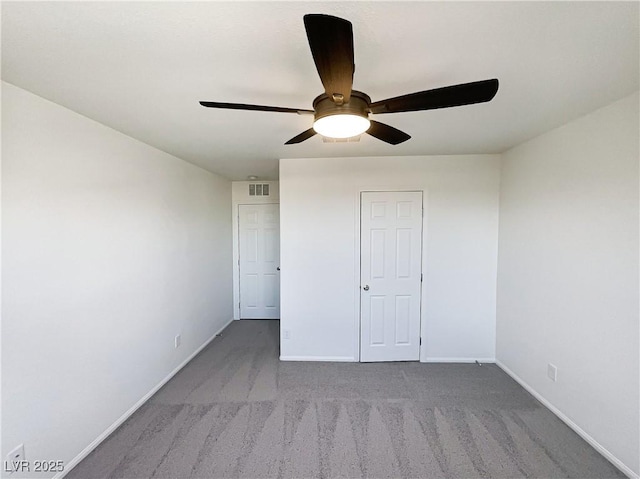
<box><xmin>421</xmin><ymin>273</ymin><xmax>423</xmax><ymax>282</ymax></box>
<box><xmin>420</xmin><ymin>337</ymin><xmax>422</xmax><ymax>345</ymax></box>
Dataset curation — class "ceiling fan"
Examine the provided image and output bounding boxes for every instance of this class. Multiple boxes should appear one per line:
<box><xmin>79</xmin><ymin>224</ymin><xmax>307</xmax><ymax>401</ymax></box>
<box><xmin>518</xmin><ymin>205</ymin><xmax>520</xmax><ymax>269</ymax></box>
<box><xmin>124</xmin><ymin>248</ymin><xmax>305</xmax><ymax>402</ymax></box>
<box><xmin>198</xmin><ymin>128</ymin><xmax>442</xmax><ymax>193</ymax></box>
<box><xmin>200</xmin><ymin>14</ymin><xmax>499</xmax><ymax>145</ymax></box>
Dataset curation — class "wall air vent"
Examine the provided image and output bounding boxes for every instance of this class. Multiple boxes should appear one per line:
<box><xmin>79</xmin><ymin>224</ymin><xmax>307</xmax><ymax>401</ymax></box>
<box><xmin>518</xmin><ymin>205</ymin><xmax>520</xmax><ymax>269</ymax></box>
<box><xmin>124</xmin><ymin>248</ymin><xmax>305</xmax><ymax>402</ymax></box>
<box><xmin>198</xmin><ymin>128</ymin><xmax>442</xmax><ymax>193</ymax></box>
<box><xmin>249</xmin><ymin>183</ymin><xmax>270</xmax><ymax>196</ymax></box>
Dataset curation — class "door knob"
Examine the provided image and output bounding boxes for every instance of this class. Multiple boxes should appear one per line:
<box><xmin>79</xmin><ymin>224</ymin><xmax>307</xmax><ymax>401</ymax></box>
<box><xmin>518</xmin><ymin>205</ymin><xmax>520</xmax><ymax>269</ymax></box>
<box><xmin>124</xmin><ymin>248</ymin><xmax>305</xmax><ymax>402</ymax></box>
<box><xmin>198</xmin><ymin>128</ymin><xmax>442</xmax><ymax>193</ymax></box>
<box><xmin>277</xmin><ymin>267</ymin><xmax>280</xmax><ymax>271</ymax></box>
<box><xmin>363</xmin><ymin>285</ymin><xmax>369</xmax><ymax>291</ymax></box>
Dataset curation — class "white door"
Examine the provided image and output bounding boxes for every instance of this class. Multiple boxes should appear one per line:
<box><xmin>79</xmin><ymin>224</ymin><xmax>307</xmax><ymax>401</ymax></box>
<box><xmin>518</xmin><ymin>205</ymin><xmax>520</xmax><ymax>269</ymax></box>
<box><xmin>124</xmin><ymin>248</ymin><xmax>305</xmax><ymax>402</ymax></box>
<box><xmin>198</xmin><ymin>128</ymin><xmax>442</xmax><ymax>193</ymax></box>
<box><xmin>360</xmin><ymin>191</ymin><xmax>423</xmax><ymax>362</ymax></box>
<box><xmin>239</xmin><ymin>204</ymin><xmax>280</xmax><ymax>319</ymax></box>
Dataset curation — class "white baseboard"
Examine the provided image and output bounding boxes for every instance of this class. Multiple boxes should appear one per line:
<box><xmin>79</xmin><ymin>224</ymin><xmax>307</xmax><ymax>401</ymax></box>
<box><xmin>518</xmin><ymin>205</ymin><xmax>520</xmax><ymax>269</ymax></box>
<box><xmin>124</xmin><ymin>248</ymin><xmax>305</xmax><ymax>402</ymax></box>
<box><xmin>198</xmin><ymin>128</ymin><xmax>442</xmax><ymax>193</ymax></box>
<box><xmin>421</xmin><ymin>357</ymin><xmax>496</xmax><ymax>363</ymax></box>
<box><xmin>496</xmin><ymin>360</ymin><xmax>638</xmax><ymax>479</ymax></box>
<box><xmin>280</xmin><ymin>356</ymin><xmax>496</xmax><ymax>364</ymax></box>
<box><xmin>55</xmin><ymin>317</ymin><xmax>234</xmax><ymax>479</ymax></box>
<box><xmin>279</xmin><ymin>355</ymin><xmax>356</xmax><ymax>362</ymax></box>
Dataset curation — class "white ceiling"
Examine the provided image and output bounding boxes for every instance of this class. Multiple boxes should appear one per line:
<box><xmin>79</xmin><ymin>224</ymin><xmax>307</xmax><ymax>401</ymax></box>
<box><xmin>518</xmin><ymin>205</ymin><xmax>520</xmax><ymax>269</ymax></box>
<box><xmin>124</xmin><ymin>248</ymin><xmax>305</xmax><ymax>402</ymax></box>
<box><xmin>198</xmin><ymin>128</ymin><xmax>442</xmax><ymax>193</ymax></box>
<box><xmin>2</xmin><ymin>2</ymin><xmax>638</xmax><ymax>180</ymax></box>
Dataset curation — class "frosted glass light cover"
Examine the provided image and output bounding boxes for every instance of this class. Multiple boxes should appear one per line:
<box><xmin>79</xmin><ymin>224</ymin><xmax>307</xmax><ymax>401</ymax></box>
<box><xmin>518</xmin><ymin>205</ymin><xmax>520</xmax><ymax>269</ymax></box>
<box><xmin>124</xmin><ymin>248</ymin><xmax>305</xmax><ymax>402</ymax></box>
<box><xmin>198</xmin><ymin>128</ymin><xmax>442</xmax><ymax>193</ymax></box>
<box><xmin>313</xmin><ymin>114</ymin><xmax>370</xmax><ymax>139</ymax></box>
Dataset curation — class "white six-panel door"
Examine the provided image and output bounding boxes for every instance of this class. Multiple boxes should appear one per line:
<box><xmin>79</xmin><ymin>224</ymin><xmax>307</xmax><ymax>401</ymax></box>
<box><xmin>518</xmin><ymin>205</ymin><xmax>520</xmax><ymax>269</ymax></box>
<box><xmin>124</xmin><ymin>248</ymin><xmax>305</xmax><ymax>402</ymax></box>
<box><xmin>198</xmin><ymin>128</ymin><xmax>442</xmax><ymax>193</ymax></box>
<box><xmin>360</xmin><ymin>191</ymin><xmax>423</xmax><ymax>362</ymax></box>
<box><xmin>239</xmin><ymin>204</ymin><xmax>280</xmax><ymax>319</ymax></box>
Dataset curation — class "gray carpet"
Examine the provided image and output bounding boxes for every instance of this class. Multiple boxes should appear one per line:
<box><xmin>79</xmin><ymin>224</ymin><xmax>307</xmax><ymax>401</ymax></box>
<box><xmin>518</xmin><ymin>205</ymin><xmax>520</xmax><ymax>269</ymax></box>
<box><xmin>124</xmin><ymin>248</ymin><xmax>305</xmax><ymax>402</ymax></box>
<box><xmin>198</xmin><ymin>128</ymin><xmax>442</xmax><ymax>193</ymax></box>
<box><xmin>68</xmin><ymin>320</ymin><xmax>624</xmax><ymax>479</ymax></box>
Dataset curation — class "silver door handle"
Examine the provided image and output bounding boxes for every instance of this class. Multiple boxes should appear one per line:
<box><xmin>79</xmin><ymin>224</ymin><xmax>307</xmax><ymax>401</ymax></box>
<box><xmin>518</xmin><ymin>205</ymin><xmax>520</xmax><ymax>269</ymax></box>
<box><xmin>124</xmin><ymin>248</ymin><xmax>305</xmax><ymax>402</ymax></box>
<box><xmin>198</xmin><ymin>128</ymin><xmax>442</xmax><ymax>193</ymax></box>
<box><xmin>363</xmin><ymin>285</ymin><xmax>369</xmax><ymax>291</ymax></box>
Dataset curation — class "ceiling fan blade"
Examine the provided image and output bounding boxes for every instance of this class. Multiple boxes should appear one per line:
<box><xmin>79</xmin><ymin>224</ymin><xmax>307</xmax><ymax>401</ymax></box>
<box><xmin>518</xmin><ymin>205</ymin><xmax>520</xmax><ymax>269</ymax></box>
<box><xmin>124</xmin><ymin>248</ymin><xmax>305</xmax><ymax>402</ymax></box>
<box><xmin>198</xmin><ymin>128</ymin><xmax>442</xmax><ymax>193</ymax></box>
<box><xmin>285</xmin><ymin>128</ymin><xmax>317</xmax><ymax>145</ymax></box>
<box><xmin>366</xmin><ymin>120</ymin><xmax>411</xmax><ymax>145</ymax></box>
<box><xmin>303</xmin><ymin>14</ymin><xmax>354</xmax><ymax>103</ymax></box>
<box><xmin>199</xmin><ymin>101</ymin><xmax>313</xmax><ymax>114</ymax></box>
<box><xmin>370</xmin><ymin>79</ymin><xmax>499</xmax><ymax>114</ymax></box>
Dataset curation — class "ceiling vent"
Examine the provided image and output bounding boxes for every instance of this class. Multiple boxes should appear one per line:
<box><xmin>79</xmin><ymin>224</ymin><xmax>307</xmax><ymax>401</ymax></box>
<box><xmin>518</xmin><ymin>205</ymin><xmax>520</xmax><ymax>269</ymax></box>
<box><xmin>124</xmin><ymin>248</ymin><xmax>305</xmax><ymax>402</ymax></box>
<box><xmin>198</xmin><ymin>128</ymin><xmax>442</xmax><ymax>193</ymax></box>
<box><xmin>249</xmin><ymin>183</ymin><xmax>270</xmax><ymax>196</ymax></box>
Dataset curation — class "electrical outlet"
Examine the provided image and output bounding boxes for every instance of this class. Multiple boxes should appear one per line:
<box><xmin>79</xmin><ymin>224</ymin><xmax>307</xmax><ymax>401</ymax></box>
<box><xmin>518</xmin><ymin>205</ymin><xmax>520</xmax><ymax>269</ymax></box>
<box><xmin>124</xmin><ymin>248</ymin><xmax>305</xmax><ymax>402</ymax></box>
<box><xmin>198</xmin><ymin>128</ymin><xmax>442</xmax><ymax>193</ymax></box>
<box><xmin>6</xmin><ymin>444</ymin><xmax>25</xmax><ymax>462</ymax></box>
<box><xmin>282</xmin><ymin>329</ymin><xmax>290</xmax><ymax>340</ymax></box>
<box><xmin>547</xmin><ymin>363</ymin><xmax>558</xmax><ymax>382</ymax></box>
<box><xmin>5</xmin><ymin>444</ymin><xmax>26</xmax><ymax>473</ymax></box>
<box><xmin>174</xmin><ymin>335</ymin><xmax>181</xmax><ymax>349</ymax></box>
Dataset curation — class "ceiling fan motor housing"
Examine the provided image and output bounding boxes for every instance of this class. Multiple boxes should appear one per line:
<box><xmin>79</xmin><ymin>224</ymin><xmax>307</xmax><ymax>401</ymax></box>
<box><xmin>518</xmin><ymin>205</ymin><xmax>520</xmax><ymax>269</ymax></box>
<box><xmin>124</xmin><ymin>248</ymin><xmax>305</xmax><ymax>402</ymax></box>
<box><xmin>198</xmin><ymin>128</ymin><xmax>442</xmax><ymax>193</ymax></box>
<box><xmin>312</xmin><ymin>90</ymin><xmax>371</xmax><ymax>121</ymax></box>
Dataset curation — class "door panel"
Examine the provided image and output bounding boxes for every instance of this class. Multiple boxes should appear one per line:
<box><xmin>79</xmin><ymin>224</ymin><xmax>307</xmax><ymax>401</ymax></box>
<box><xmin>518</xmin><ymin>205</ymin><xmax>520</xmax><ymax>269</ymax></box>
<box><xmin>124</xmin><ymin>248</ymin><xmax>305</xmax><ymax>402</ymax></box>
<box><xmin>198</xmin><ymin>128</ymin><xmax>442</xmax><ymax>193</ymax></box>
<box><xmin>370</xmin><ymin>296</ymin><xmax>386</xmax><ymax>345</ymax></box>
<box><xmin>396</xmin><ymin>229</ymin><xmax>412</xmax><ymax>278</ymax></box>
<box><xmin>263</xmin><ymin>274</ymin><xmax>278</xmax><ymax>308</ymax></box>
<box><xmin>371</xmin><ymin>229</ymin><xmax>386</xmax><ymax>278</ymax></box>
<box><xmin>239</xmin><ymin>204</ymin><xmax>280</xmax><ymax>319</ymax></box>
<box><xmin>395</xmin><ymin>296</ymin><xmax>411</xmax><ymax>344</ymax></box>
<box><xmin>360</xmin><ymin>191</ymin><xmax>422</xmax><ymax>362</ymax></box>
<box><xmin>246</xmin><ymin>229</ymin><xmax>259</xmax><ymax>262</ymax></box>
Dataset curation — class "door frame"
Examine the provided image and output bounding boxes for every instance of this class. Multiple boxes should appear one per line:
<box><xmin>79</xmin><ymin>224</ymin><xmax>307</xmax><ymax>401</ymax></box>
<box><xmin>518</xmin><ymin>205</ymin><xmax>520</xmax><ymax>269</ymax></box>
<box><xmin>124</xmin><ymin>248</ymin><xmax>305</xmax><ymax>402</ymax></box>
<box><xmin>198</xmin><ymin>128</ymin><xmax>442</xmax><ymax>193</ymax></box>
<box><xmin>232</xmin><ymin>187</ymin><xmax>280</xmax><ymax>320</ymax></box>
<box><xmin>355</xmin><ymin>188</ymin><xmax>428</xmax><ymax>362</ymax></box>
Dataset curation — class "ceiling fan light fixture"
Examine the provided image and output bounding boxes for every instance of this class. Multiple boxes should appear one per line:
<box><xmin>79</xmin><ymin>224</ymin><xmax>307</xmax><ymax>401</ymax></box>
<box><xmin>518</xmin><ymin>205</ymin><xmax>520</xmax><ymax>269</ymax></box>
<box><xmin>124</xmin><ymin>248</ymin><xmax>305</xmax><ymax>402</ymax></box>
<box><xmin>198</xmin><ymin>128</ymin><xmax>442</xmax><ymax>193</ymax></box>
<box><xmin>311</xmin><ymin>90</ymin><xmax>372</xmax><ymax>139</ymax></box>
<box><xmin>313</xmin><ymin>114</ymin><xmax>370</xmax><ymax>139</ymax></box>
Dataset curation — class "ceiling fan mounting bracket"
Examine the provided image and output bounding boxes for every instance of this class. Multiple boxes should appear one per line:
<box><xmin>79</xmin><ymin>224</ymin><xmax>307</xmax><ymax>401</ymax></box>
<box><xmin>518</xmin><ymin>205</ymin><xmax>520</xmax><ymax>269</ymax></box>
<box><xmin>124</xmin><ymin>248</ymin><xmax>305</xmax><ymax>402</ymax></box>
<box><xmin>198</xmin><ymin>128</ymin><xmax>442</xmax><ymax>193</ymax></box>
<box><xmin>332</xmin><ymin>93</ymin><xmax>345</xmax><ymax>105</ymax></box>
<box><xmin>313</xmin><ymin>90</ymin><xmax>371</xmax><ymax>122</ymax></box>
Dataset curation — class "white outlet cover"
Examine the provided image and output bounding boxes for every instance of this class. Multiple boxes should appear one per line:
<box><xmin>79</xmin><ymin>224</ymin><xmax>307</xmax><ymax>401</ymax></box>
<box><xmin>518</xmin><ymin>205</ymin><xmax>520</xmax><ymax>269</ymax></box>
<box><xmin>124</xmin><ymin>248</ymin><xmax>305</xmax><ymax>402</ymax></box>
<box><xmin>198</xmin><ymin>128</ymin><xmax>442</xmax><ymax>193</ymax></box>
<box><xmin>175</xmin><ymin>335</ymin><xmax>181</xmax><ymax>348</ymax></box>
<box><xmin>283</xmin><ymin>330</ymin><xmax>290</xmax><ymax>340</ymax></box>
<box><xmin>547</xmin><ymin>363</ymin><xmax>558</xmax><ymax>382</ymax></box>
<box><xmin>6</xmin><ymin>443</ymin><xmax>25</xmax><ymax>462</ymax></box>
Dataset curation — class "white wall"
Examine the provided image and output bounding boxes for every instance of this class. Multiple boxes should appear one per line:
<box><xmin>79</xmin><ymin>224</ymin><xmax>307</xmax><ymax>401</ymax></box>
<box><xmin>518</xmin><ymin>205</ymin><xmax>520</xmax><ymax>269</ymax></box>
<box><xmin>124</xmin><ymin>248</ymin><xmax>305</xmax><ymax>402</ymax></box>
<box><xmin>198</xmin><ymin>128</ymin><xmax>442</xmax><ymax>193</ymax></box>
<box><xmin>231</xmin><ymin>181</ymin><xmax>279</xmax><ymax>320</ymax></box>
<box><xmin>279</xmin><ymin>155</ymin><xmax>500</xmax><ymax>362</ymax></box>
<box><xmin>496</xmin><ymin>92</ymin><xmax>639</xmax><ymax>477</ymax></box>
<box><xmin>1</xmin><ymin>82</ymin><xmax>233</xmax><ymax>478</ymax></box>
